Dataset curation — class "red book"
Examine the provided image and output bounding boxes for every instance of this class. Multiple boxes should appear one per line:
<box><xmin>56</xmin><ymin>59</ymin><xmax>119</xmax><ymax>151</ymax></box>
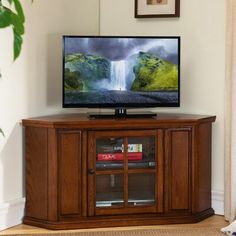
<box><xmin>127</xmin><ymin>152</ymin><xmax>142</xmax><ymax>160</ymax></box>
<box><xmin>98</xmin><ymin>152</ymin><xmax>142</xmax><ymax>161</ymax></box>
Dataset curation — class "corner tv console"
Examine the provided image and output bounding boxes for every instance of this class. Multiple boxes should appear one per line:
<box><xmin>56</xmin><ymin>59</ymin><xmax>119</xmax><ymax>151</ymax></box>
<box><xmin>22</xmin><ymin>113</ymin><xmax>216</xmax><ymax>230</ymax></box>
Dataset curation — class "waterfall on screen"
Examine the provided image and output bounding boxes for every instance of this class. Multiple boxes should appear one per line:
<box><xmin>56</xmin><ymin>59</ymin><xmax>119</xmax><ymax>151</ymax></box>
<box><xmin>110</xmin><ymin>60</ymin><xmax>127</xmax><ymax>91</ymax></box>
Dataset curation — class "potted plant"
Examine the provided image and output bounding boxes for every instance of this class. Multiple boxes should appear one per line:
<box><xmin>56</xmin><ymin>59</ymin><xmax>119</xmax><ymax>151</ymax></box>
<box><xmin>0</xmin><ymin>0</ymin><xmax>26</xmax><ymax>136</ymax></box>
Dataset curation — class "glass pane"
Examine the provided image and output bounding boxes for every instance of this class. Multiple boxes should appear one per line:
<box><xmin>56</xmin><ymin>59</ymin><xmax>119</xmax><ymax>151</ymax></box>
<box><xmin>96</xmin><ymin>174</ymin><xmax>124</xmax><ymax>207</ymax></box>
<box><xmin>127</xmin><ymin>137</ymin><xmax>155</xmax><ymax>169</ymax></box>
<box><xmin>96</xmin><ymin>137</ymin><xmax>124</xmax><ymax>170</ymax></box>
<box><xmin>128</xmin><ymin>173</ymin><xmax>155</xmax><ymax>206</ymax></box>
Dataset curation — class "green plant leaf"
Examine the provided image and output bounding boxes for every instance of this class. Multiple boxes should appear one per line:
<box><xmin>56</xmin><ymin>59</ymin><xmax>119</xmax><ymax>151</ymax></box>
<box><xmin>0</xmin><ymin>128</ymin><xmax>5</xmax><ymax>137</ymax></box>
<box><xmin>0</xmin><ymin>6</ymin><xmax>12</xmax><ymax>28</ymax></box>
<box><xmin>7</xmin><ymin>0</ymin><xmax>14</xmax><ymax>5</ymax></box>
<box><xmin>13</xmin><ymin>29</ymin><xmax>22</xmax><ymax>60</ymax></box>
<box><xmin>12</xmin><ymin>0</ymin><xmax>25</xmax><ymax>23</ymax></box>
<box><xmin>11</xmin><ymin>12</ymin><xmax>24</xmax><ymax>35</ymax></box>
<box><xmin>0</xmin><ymin>0</ymin><xmax>27</xmax><ymax>61</ymax></box>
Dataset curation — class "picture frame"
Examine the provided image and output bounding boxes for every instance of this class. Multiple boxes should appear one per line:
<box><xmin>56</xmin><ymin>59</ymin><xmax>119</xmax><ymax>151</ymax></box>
<box><xmin>135</xmin><ymin>0</ymin><xmax>180</xmax><ymax>18</ymax></box>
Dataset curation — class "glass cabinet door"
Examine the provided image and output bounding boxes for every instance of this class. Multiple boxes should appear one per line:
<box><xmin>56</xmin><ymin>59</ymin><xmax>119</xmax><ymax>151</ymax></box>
<box><xmin>88</xmin><ymin>130</ymin><xmax>163</xmax><ymax>216</ymax></box>
<box><xmin>96</xmin><ymin>174</ymin><xmax>124</xmax><ymax>207</ymax></box>
<box><xmin>95</xmin><ymin>137</ymin><xmax>125</xmax><ymax>207</ymax></box>
<box><xmin>128</xmin><ymin>173</ymin><xmax>155</xmax><ymax>206</ymax></box>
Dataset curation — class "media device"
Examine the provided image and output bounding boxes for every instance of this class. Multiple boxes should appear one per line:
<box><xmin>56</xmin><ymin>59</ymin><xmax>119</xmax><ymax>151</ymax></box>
<box><xmin>63</xmin><ymin>36</ymin><xmax>180</xmax><ymax>118</ymax></box>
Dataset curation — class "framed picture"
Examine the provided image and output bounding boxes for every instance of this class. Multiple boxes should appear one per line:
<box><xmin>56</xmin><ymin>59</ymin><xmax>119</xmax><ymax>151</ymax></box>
<box><xmin>135</xmin><ymin>0</ymin><xmax>180</xmax><ymax>18</ymax></box>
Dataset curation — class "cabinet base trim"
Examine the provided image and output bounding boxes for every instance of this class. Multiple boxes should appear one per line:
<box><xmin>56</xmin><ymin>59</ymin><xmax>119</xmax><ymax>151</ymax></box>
<box><xmin>23</xmin><ymin>208</ymin><xmax>214</xmax><ymax>230</ymax></box>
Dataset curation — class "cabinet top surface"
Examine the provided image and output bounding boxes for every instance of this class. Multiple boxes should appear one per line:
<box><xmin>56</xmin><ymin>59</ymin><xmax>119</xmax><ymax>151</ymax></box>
<box><xmin>22</xmin><ymin>113</ymin><xmax>216</xmax><ymax>128</ymax></box>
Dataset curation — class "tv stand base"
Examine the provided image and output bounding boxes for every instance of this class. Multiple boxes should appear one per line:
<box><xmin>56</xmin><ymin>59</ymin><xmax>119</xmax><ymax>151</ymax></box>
<box><xmin>89</xmin><ymin>109</ymin><xmax>156</xmax><ymax>119</ymax></box>
<box><xmin>23</xmin><ymin>208</ymin><xmax>214</xmax><ymax>230</ymax></box>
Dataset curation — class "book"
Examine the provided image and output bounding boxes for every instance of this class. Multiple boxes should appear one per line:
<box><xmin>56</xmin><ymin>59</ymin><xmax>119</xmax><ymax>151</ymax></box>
<box><xmin>127</xmin><ymin>144</ymin><xmax>142</xmax><ymax>152</ymax></box>
<box><xmin>96</xmin><ymin>161</ymin><xmax>155</xmax><ymax>169</ymax></box>
<box><xmin>98</xmin><ymin>144</ymin><xmax>142</xmax><ymax>153</ymax></box>
<box><xmin>114</xmin><ymin>144</ymin><xmax>143</xmax><ymax>152</ymax></box>
<box><xmin>97</xmin><ymin>152</ymin><xmax>142</xmax><ymax>161</ymax></box>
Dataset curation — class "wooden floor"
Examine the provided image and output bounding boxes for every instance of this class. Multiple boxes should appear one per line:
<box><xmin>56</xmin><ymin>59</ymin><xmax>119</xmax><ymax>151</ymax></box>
<box><xmin>0</xmin><ymin>215</ymin><xmax>228</xmax><ymax>235</ymax></box>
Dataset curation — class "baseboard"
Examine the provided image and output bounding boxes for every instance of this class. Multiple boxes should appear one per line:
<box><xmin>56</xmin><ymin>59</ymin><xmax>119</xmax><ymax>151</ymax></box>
<box><xmin>212</xmin><ymin>190</ymin><xmax>224</xmax><ymax>215</ymax></box>
<box><xmin>0</xmin><ymin>198</ymin><xmax>25</xmax><ymax>231</ymax></box>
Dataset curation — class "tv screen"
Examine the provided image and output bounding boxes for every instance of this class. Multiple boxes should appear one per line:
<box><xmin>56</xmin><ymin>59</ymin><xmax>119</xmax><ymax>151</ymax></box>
<box><xmin>63</xmin><ymin>36</ymin><xmax>180</xmax><ymax>109</ymax></box>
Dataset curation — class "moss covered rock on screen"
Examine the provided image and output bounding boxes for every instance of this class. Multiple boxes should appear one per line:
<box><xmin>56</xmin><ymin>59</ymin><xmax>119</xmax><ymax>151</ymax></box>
<box><xmin>65</xmin><ymin>53</ymin><xmax>110</xmax><ymax>91</ymax></box>
<box><xmin>131</xmin><ymin>52</ymin><xmax>178</xmax><ymax>91</ymax></box>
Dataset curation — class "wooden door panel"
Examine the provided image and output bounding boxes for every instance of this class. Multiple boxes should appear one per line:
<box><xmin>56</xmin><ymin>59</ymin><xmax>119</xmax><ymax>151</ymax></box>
<box><xmin>166</xmin><ymin>128</ymin><xmax>191</xmax><ymax>212</ymax></box>
<box><xmin>58</xmin><ymin>130</ymin><xmax>82</xmax><ymax>216</ymax></box>
<box><xmin>25</xmin><ymin>127</ymin><xmax>48</xmax><ymax>220</ymax></box>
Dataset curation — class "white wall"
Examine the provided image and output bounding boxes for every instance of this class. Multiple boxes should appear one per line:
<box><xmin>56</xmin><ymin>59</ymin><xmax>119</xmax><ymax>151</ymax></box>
<box><xmin>100</xmin><ymin>0</ymin><xmax>226</xmax><ymax>199</ymax></box>
<box><xmin>0</xmin><ymin>0</ymin><xmax>226</xmax><ymax>230</ymax></box>
<box><xmin>0</xmin><ymin>0</ymin><xmax>99</xmax><ymax>230</ymax></box>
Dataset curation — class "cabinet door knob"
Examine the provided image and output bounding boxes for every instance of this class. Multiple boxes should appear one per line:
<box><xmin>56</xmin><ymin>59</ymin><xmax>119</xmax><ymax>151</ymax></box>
<box><xmin>88</xmin><ymin>169</ymin><xmax>95</xmax><ymax>175</ymax></box>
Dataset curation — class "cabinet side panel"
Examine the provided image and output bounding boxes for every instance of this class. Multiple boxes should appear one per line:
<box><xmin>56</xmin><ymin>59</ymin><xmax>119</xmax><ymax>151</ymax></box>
<box><xmin>25</xmin><ymin>127</ymin><xmax>48</xmax><ymax>220</ymax></box>
<box><xmin>196</xmin><ymin>123</ymin><xmax>212</xmax><ymax>212</ymax></box>
<box><xmin>58</xmin><ymin>131</ymin><xmax>81</xmax><ymax>216</ymax></box>
<box><xmin>169</xmin><ymin>129</ymin><xmax>191</xmax><ymax>211</ymax></box>
<box><xmin>47</xmin><ymin>129</ymin><xmax>58</xmax><ymax>221</ymax></box>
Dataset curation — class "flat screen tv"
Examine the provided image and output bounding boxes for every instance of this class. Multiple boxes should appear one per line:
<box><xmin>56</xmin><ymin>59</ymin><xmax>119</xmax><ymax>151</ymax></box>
<box><xmin>63</xmin><ymin>36</ymin><xmax>180</xmax><ymax>117</ymax></box>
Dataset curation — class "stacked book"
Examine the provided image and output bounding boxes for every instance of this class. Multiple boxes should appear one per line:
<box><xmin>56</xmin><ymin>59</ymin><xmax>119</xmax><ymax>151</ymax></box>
<box><xmin>97</xmin><ymin>144</ymin><xmax>143</xmax><ymax>161</ymax></box>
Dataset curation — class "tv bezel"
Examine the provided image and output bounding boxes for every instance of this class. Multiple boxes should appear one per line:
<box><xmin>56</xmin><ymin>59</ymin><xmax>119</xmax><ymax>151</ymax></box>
<box><xmin>62</xmin><ymin>35</ymin><xmax>180</xmax><ymax>109</ymax></box>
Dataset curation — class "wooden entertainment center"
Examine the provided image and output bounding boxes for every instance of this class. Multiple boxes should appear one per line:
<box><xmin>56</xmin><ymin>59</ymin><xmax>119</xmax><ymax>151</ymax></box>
<box><xmin>22</xmin><ymin>113</ymin><xmax>216</xmax><ymax>230</ymax></box>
